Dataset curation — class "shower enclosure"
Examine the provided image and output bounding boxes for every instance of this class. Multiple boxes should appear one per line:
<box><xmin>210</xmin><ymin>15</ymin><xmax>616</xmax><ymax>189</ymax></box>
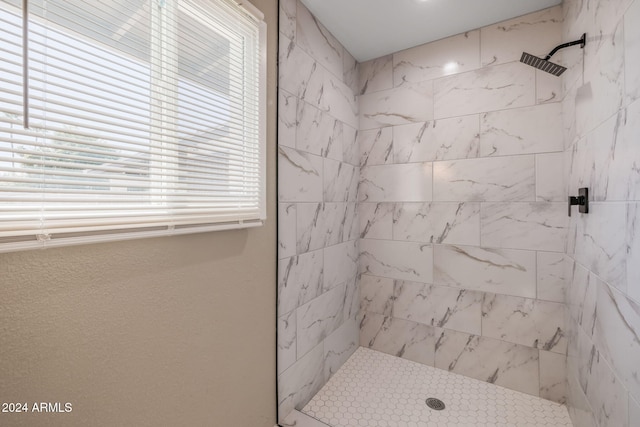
<box><xmin>277</xmin><ymin>0</ymin><xmax>640</xmax><ymax>426</ymax></box>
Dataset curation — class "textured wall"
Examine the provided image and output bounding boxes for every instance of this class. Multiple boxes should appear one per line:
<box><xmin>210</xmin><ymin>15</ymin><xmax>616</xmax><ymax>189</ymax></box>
<box><xmin>0</xmin><ymin>0</ymin><xmax>277</xmax><ymax>426</ymax></box>
<box><xmin>276</xmin><ymin>0</ymin><xmax>360</xmax><ymax>422</ymax></box>
<box><xmin>563</xmin><ymin>0</ymin><xmax>640</xmax><ymax>426</ymax></box>
<box><xmin>356</xmin><ymin>6</ymin><xmax>568</xmax><ymax>402</ymax></box>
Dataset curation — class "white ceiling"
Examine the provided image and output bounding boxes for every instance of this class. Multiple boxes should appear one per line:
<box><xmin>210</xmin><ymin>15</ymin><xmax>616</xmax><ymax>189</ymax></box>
<box><xmin>299</xmin><ymin>0</ymin><xmax>562</xmax><ymax>62</ymax></box>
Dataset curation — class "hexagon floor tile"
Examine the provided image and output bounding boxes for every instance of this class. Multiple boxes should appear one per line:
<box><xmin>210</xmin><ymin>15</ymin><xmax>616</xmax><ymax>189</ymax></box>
<box><xmin>302</xmin><ymin>347</ymin><xmax>573</xmax><ymax>427</ymax></box>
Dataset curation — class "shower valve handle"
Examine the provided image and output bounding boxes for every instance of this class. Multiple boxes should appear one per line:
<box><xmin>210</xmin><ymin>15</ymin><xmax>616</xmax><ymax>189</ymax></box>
<box><xmin>568</xmin><ymin>187</ymin><xmax>589</xmax><ymax>217</ymax></box>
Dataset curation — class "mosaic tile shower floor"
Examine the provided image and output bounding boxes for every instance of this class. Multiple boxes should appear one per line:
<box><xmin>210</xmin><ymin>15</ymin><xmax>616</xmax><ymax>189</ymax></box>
<box><xmin>302</xmin><ymin>347</ymin><xmax>573</xmax><ymax>427</ymax></box>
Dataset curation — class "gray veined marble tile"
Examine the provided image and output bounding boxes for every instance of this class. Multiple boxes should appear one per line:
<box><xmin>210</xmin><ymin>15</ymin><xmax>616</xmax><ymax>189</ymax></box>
<box><xmin>279</xmin><ymin>90</ymin><xmax>297</xmax><ymax>149</ymax></box>
<box><xmin>566</xmin><ymin>262</ymin><xmax>598</xmax><ymax>338</ymax></box>
<box><xmin>278</xmin><ymin>250</ymin><xmax>324</xmax><ymax>316</ymax></box>
<box><xmin>585</xmin><ymin>346</ymin><xmax>630</xmax><ymax>427</ymax></box>
<box><xmin>393</xmin><ymin>31</ymin><xmax>480</xmax><ymax>85</ymax></box>
<box><xmin>295</xmin><ymin>1</ymin><xmax>344</xmax><ymax>80</ymax></box>
<box><xmin>627</xmin><ymin>203</ymin><xmax>640</xmax><ymax>304</ymax></box>
<box><xmin>537</xmin><ymin>252</ymin><xmax>567</xmax><ymax>303</ymax></box>
<box><xmin>567</xmin><ymin>369</ymin><xmax>598</xmax><ymax>427</ymax></box>
<box><xmin>434</xmin><ymin>244</ymin><xmax>536</xmax><ymax>298</ymax></box>
<box><xmin>393</xmin><ymin>280</ymin><xmax>482</xmax><ymax>335</ymax></box>
<box><xmin>630</xmin><ymin>395</ymin><xmax>640</xmax><ymax>427</ymax></box>
<box><xmin>343</xmin><ymin>48</ymin><xmax>359</xmax><ymax>95</ymax></box>
<box><xmin>360</xmin><ymin>312</ymin><xmax>436</xmax><ymax>366</ymax></box>
<box><xmin>323</xmin><ymin>240</ymin><xmax>358</xmax><ymax>292</ymax></box>
<box><xmin>481</xmin><ymin>293</ymin><xmax>567</xmax><ymax>354</ymax></box>
<box><xmin>322</xmin><ymin>70</ymin><xmax>359</xmax><ymax>129</ymax></box>
<box><xmin>479</xmin><ymin>103</ymin><xmax>563</xmax><ymax>157</ymax></box>
<box><xmin>536</xmin><ymin>69</ymin><xmax>562</xmax><ymax>104</ymax></box>
<box><xmin>359</xmin><ymin>81</ymin><xmax>434</xmax><ymax>130</ymax></box>
<box><xmin>342</xmin><ymin>274</ymin><xmax>360</xmax><ymax>322</ymax></box>
<box><xmin>279</xmin><ymin>203</ymin><xmax>296</xmax><ymax>259</ymax></box>
<box><xmin>433</xmin><ymin>156</ymin><xmax>535</xmax><ymax>202</ymax></box>
<box><xmin>359</xmin><ymin>163</ymin><xmax>433</xmax><ymax>203</ymax></box>
<box><xmin>358</xmin><ymin>127</ymin><xmax>393</xmax><ymax>167</ymax></box>
<box><xmin>344</xmin><ymin>202</ymin><xmax>359</xmax><ymax>242</ymax></box>
<box><xmin>481</xmin><ymin>202</ymin><xmax>566</xmax><ymax>252</ymax></box>
<box><xmin>360</xmin><ymin>239</ymin><xmax>433</xmax><ymax>283</ymax></box>
<box><xmin>358</xmin><ymin>55</ymin><xmax>393</xmax><ymax>95</ymax></box>
<box><xmin>567</xmin><ymin>202</ymin><xmax>627</xmax><ymax>292</ymax></box>
<box><xmin>278</xmin><ymin>146</ymin><xmax>323</xmax><ymax>202</ymax></box>
<box><xmin>358</xmin><ymin>202</ymin><xmax>393</xmax><ymax>240</ymax></box>
<box><xmin>393</xmin><ymin>116</ymin><xmax>480</xmax><ymax>163</ymax></box>
<box><xmin>279</xmin><ymin>0</ymin><xmax>296</xmax><ymax>42</ymax></box>
<box><xmin>296</xmin><ymin>101</ymin><xmax>343</xmax><ymax>160</ymax></box>
<box><xmin>392</xmin><ymin>202</ymin><xmax>481</xmax><ymax>246</ymax></box>
<box><xmin>324</xmin><ymin>318</ymin><xmax>358</xmax><ymax>380</ymax></box>
<box><xmin>433</xmin><ymin>62</ymin><xmax>535</xmax><ymax>119</ymax></box>
<box><xmin>359</xmin><ymin>274</ymin><xmax>394</xmax><ymax>317</ymax></box>
<box><xmin>323</xmin><ymin>159</ymin><xmax>358</xmax><ymax>202</ymax></box>
<box><xmin>342</xmin><ymin>124</ymin><xmax>359</xmax><ymax>166</ymax></box>
<box><xmin>278</xmin><ymin>310</ymin><xmax>297</xmax><ymax>375</ymax></box>
<box><xmin>278</xmin><ymin>341</ymin><xmax>325</xmax><ymax>424</ymax></box>
<box><xmin>296</xmin><ymin>203</ymin><xmax>348</xmax><ymax>253</ymax></box>
<box><xmin>536</xmin><ymin>153</ymin><xmax>565</xmax><ymax>202</ymax></box>
<box><xmin>480</xmin><ymin>6</ymin><xmax>562</xmax><ymax>67</ymax></box>
<box><xmin>539</xmin><ymin>350</ymin><xmax>567</xmax><ymax>404</ymax></box>
<box><xmin>593</xmin><ymin>281</ymin><xmax>640</xmax><ymax>406</ymax></box>
<box><xmin>278</xmin><ymin>35</ymin><xmax>322</xmax><ymax>109</ymax></box>
<box><xmin>296</xmin><ymin>283</ymin><xmax>346</xmax><ymax>358</ymax></box>
<box><xmin>434</xmin><ymin>329</ymin><xmax>540</xmax><ymax>396</ymax></box>
<box><xmin>625</xmin><ymin>0</ymin><xmax>640</xmax><ymax>104</ymax></box>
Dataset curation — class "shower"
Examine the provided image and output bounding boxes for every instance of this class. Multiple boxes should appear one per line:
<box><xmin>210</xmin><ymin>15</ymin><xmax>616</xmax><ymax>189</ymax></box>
<box><xmin>520</xmin><ymin>33</ymin><xmax>586</xmax><ymax>76</ymax></box>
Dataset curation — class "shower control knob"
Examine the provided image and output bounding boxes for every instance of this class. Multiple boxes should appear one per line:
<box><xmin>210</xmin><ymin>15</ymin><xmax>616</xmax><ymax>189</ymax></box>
<box><xmin>568</xmin><ymin>187</ymin><xmax>589</xmax><ymax>217</ymax></box>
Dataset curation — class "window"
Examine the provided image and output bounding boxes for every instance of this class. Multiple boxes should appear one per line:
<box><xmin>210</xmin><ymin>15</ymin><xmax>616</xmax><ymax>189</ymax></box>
<box><xmin>0</xmin><ymin>0</ymin><xmax>266</xmax><ymax>252</ymax></box>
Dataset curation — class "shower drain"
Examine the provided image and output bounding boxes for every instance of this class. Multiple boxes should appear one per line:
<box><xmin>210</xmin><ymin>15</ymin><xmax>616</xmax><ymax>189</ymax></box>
<box><xmin>425</xmin><ymin>397</ymin><xmax>446</xmax><ymax>411</ymax></box>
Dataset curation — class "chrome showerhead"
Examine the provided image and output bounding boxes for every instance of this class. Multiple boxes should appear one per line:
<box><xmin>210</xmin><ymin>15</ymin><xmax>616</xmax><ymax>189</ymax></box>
<box><xmin>520</xmin><ymin>52</ymin><xmax>567</xmax><ymax>76</ymax></box>
<box><xmin>520</xmin><ymin>33</ymin><xmax>586</xmax><ymax>76</ymax></box>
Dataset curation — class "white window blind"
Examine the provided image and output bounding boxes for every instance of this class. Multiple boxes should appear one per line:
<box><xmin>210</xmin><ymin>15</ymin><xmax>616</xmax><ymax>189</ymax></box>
<box><xmin>0</xmin><ymin>0</ymin><xmax>266</xmax><ymax>252</ymax></box>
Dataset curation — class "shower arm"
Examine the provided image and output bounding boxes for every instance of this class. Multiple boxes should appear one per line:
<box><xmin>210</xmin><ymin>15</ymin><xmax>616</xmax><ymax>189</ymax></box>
<box><xmin>544</xmin><ymin>33</ymin><xmax>586</xmax><ymax>60</ymax></box>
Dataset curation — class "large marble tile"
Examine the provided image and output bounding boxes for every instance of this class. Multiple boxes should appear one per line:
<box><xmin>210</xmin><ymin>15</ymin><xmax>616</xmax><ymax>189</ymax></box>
<box><xmin>537</xmin><ymin>251</ymin><xmax>567</xmax><ymax>303</ymax></box>
<box><xmin>540</xmin><ymin>350</ymin><xmax>567</xmax><ymax>404</ymax></box>
<box><xmin>297</xmin><ymin>283</ymin><xmax>347</xmax><ymax>358</ymax></box>
<box><xmin>359</xmin><ymin>274</ymin><xmax>394</xmax><ymax>317</ymax></box>
<box><xmin>628</xmin><ymin>202</ymin><xmax>640</xmax><ymax>303</ymax></box>
<box><xmin>296</xmin><ymin>203</ymin><xmax>351</xmax><ymax>253</ymax></box>
<box><xmin>586</xmin><ymin>347</ymin><xmax>630</xmax><ymax>427</ymax></box>
<box><xmin>480</xmin><ymin>6</ymin><xmax>562</xmax><ymax>67</ymax></box>
<box><xmin>358</xmin><ymin>202</ymin><xmax>393</xmax><ymax>240</ymax></box>
<box><xmin>279</xmin><ymin>35</ymin><xmax>322</xmax><ymax>110</ymax></box>
<box><xmin>393</xmin><ymin>115</ymin><xmax>480</xmax><ymax>163</ymax></box>
<box><xmin>433</xmin><ymin>62</ymin><xmax>535</xmax><ymax>119</ymax></box>
<box><xmin>358</xmin><ymin>127</ymin><xmax>393</xmax><ymax>167</ymax></box>
<box><xmin>342</xmin><ymin>124</ymin><xmax>359</xmax><ymax>166</ymax></box>
<box><xmin>343</xmin><ymin>48</ymin><xmax>359</xmax><ymax>95</ymax></box>
<box><xmin>393</xmin><ymin>280</ymin><xmax>482</xmax><ymax>335</ymax></box>
<box><xmin>392</xmin><ymin>202</ymin><xmax>481</xmax><ymax>246</ymax></box>
<box><xmin>593</xmin><ymin>281</ymin><xmax>640</xmax><ymax>405</ymax></box>
<box><xmin>344</xmin><ymin>202</ymin><xmax>359</xmax><ymax>242</ymax></box>
<box><xmin>482</xmin><ymin>293</ymin><xmax>567</xmax><ymax>354</ymax></box>
<box><xmin>433</xmin><ymin>156</ymin><xmax>535</xmax><ymax>202</ymax></box>
<box><xmin>434</xmin><ymin>244</ymin><xmax>536</xmax><ymax>298</ymax></box>
<box><xmin>625</xmin><ymin>0</ymin><xmax>640</xmax><ymax>103</ymax></box>
<box><xmin>358</xmin><ymin>55</ymin><xmax>393</xmax><ymax>95</ymax></box>
<box><xmin>295</xmin><ymin>1</ymin><xmax>343</xmax><ymax>79</ymax></box>
<box><xmin>359</xmin><ymin>163</ymin><xmax>433</xmax><ymax>203</ymax></box>
<box><xmin>278</xmin><ymin>250</ymin><xmax>324</xmax><ymax>316</ymax></box>
<box><xmin>342</xmin><ymin>275</ymin><xmax>360</xmax><ymax>322</ymax></box>
<box><xmin>278</xmin><ymin>310</ymin><xmax>297</xmax><ymax>375</ymax></box>
<box><xmin>481</xmin><ymin>202</ymin><xmax>566</xmax><ymax>252</ymax></box>
<box><xmin>536</xmin><ymin>152</ymin><xmax>565</xmax><ymax>202</ymax></box>
<box><xmin>359</xmin><ymin>81</ymin><xmax>434</xmax><ymax>130</ymax></box>
<box><xmin>537</xmin><ymin>69</ymin><xmax>562</xmax><ymax>104</ymax></box>
<box><xmin>393</xmin><ymin>30</ymin><xmax>480</xmax><ymax>85</ymax></box>
<box><xmin>279</xmin><ymin>146</ymin><xmax>323</xmax><ymax>202</ymax></box>
<box><xmin>360</xmin><ymin>312</ymin><xmax>436</xmax><ymax>366</ymax></box>
<box><xmin>282</xmin><ymin>409</ymin><xmax>329</xmax><ymax>427</ymax></box>
<box><xmin>479</xmin><ymin>103</ymin><xmax>563</xmax><ymax>157</ymax></box>
<box><xmin>279</xmin><ymin>0</ymin><xmax>296</xmax><ymax>42</ymax></box>
<box><xmin>567</xmin><ymin>368</ymin><xmax>598</xmax><ymax>427</ymax></box>
<box><xmin>323</xmin><ymin>240</ymin><xmax>358</xmax><ymax>291</ymax></box>
<box><xmin>279</xmin><ymin>90</ymin><xmax>297</xmax><ymax>149</ymax></box>
<box><xmin>434</xmin><ymin>329</ymin><xmax>540</xmax><ymax>396</ymax></box>
<box><xmin>360</xmin><ymin>239</ymin><xmax>433</xmax><ymax>283</ymax></box>
<box><xmin>566</xmin><ymin>261</ymin><xmax>598</xmax><ymax>338</ymax></box>
<box><xmin>279</xmin><ymin>203</ymin><xmax>296</xmax><ymax>259</ymax></box>
<box><xmin>278</xmin><ymin>342</ymin><xmax>326</xmax><ymax>423</ymax></box>
<box><xmin>323</xmin><ymin>318</ymin><xmax>358</xmax><ymax>380</ymax></box>
<box><xmin>323</xmin><ymin>158</ymin><xmax>358</xmax><ymax>202</ymax></box>
<box><xmin>296</xmin><ymin>101</ymin><xmax>343</xmax><ymax>160</ymax></box>
<box><xmin>630</xmin><ymin>395</ymin><xmax>640</xmax><ymax>427</ymax></box>
<box><xmin>567</xmin><ymin>202</ymin><xmax>627</xmax><ymax>292</ymax></box>
<box><xmin>321</xmin><ymin>70</ymin><xmax>359</xmax><ymax>129</ymax></box>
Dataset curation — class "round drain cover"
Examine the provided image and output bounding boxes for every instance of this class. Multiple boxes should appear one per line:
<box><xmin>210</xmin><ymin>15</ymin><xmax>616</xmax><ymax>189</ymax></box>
<box><xmin>425</xmin><ymin>397</ymin><xmax>445</xmax><ymax>410</ymax></box>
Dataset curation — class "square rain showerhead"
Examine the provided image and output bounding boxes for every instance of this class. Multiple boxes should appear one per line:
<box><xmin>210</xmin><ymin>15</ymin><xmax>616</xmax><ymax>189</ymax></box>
<box><xmin>520</xmin><ymin>52</ymin><xmax>567</xmax><ymax>76</ymax></box>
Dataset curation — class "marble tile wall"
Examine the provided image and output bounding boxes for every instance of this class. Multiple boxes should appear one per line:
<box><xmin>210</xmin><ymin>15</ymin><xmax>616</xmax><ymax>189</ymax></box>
<box><xmin>277</xmin><ymin>0</ymin><xmax>360</xmax><ymax>423</ymax></box>
<box><xmin>356</xmin><ymin>6</ymin><xmax>569</xmax><ymax>403</ymax></box>
<box><xmin>563</xmin><ymin>1</ymin><xmax>640</xmax><ymax>426</ymax></box>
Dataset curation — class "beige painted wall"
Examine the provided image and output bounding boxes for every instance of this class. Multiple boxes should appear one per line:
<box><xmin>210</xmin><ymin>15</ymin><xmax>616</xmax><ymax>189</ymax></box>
<box><xmin>0</xmin><ymin>0</ymin><xmax>278</xmax><ymax>426</ymax></box>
